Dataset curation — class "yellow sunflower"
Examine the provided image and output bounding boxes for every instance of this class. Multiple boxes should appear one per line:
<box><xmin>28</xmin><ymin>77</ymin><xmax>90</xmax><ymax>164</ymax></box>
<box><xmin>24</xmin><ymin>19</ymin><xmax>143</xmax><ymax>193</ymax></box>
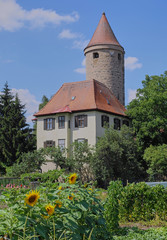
<box><xmin>55</xmin><ymin>200</ymin><xmax>62</xmax><ymax>208</ymax></box>
<box><xmin>69</xmin><ymin>173</ymin><xmax>77</xmax><ymax>184</ymax></box>
<box><xmin>68</xmin><ymin>193</ymin><xmax>74</xmax><ymax>200</ymax></box>
<box><xmin>25</xmin><ymin>190</ymin><xmax>40</xmax><ymax>207</ymax></box>
<box><xmin>45</xmin><ymin>204</ymin><xmax>55</xmax><ymax>216</ymax></box>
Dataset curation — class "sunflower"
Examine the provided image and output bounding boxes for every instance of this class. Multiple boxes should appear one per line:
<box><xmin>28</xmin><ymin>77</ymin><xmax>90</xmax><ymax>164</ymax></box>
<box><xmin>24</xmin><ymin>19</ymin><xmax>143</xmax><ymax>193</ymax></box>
<box><xmin>25</xmin><ymin>190</ymin><xmax>40</xmax><ymax>207</ymax></box>
<box><xmin>45</xmin><ymin>204</ymin><xmax>55</xmax><ymax>216</ymax></box>
<box><xmin>68</xmin><ymin>193</ymin><xmax>74</xmax><ymax>200</ymax></box>
<box><xmin>55</xmin><ymin>200</ymin><xmax>62</xmax><ymax>208</ymax></box>
<box><xmin>69</xmin><ymin>173</ymin><xmax>77</xmax><ymax>184</ymax></box>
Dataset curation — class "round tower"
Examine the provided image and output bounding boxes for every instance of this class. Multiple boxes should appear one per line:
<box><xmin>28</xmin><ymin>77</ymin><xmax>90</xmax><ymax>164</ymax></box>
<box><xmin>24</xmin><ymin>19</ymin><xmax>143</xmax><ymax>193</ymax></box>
<box><xmin>84</xmin><ymin>13</ymin><xmax>125</xmax><ymax>105</ymax></box>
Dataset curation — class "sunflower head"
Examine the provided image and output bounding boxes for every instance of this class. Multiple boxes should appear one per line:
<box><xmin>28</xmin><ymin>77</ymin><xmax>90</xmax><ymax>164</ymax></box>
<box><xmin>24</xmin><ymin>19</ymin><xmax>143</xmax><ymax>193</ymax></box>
<box><xmin>45</xmin><ymin>204</ymin><xmax>55</xmax><ymax>216</ymax></box>
<box><xmin>55</xmin><ymin>200</ymin><xmax>62</xmax><ymax>208</ymax></box>
<box><xmin>69</xmin><ymin>173</ymin><xmax>77</xmax><ymax>184</ymax></box>
<box><xmin>25</xmin><ymin>190</ymin><xmax>40</xmax><ymax>207</ymax></box>
<box><xmin>68</xmin><ymin>193</ymin><xmax>74</xmax><ymax>201</ymax></box>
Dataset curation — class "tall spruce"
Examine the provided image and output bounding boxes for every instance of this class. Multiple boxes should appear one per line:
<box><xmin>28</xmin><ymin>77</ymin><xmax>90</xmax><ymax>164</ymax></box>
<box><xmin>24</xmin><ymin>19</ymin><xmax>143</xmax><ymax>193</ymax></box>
<box><xmin>0</xmin><ymin>82</ymin><xmax>35</xmax><ymax>169</ymax></box>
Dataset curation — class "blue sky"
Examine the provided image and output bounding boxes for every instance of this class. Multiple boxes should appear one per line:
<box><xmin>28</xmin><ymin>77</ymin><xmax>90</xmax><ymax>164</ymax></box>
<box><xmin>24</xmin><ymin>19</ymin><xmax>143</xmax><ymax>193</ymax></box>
<box><xmin>0</xmin><ymin>0</ymin><xmax>167</xmax><ymax>124</ymax></box>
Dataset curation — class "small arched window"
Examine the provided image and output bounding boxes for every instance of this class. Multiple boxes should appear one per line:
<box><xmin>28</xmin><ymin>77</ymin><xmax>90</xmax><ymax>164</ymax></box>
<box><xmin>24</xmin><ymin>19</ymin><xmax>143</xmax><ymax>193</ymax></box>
<box><xmin>118</xmin><ymin>53</ymin><xmax>121</xmax><ymax>61</ymax></box>
<box><xmin>93</xmin><ymin>52</ymin><xmax>99</xmax><ymax>59</ymax></box>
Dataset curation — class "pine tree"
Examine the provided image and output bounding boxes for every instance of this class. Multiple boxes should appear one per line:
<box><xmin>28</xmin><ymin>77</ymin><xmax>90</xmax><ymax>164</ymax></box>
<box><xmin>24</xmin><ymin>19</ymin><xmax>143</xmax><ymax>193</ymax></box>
<box><xmin>0</xmin><ymin>82</ymin><xmax>35</xmax><ymax>169</ymax></box>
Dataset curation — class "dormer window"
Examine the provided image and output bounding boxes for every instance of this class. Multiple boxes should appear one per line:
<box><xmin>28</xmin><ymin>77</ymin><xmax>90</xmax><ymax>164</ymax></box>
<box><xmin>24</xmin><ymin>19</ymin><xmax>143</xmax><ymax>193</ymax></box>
<box><xmin>93</xmin><ymin>52</ymin><xmax>99</xmax><ymax>59</ymax></box>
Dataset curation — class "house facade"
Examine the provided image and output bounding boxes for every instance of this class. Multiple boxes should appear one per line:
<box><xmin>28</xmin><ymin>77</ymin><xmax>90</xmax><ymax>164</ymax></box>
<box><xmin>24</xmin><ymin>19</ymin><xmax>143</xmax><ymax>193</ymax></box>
<box><xmin>34</xmin><ymin>13</ymin><xmax>129</xmax><ymax>171</ymax></box>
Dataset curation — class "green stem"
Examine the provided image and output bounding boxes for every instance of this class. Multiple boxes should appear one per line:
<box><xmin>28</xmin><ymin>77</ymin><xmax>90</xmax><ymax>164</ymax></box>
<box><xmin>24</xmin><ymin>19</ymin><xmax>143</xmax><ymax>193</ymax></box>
<box><xmin>52</xmin><ymin>218</ymin><xmax>56</xmax><ymax>240</ymax></box>
<box><xmin>23</xmin><ymin>212</ymin><xmax>29</xmax><ymax>240</ymax></box>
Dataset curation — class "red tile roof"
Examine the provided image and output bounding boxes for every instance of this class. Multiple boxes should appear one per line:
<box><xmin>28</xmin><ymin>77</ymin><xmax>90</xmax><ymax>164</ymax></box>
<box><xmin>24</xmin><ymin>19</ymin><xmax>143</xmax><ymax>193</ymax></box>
<box><xmin>85</xmin><ymin>13</ymin><xmax>122</xmax><ymax>50</ymax></box>
<box><xmin>34</xmin><ymin>79</ymin><xmax>126</xmax><ymax>117</ymax></box>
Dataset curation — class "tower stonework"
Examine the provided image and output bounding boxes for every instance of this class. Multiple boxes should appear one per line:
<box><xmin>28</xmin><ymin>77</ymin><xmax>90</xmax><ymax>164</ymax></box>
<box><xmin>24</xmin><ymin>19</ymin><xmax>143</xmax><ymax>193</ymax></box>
<box><xmin>84</xmin><ymin>13</ymin><xmax>125</xmax><ymax>105</ymax></box>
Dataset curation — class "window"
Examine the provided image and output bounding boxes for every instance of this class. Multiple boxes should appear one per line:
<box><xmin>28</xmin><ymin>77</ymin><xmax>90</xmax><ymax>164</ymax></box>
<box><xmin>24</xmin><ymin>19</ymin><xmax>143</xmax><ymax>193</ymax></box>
<box><xmin>58</xmin><ymin>116</ymin><xmax>65</xmax><ymax>129</ymax></box>
<box><xmin>44</xmin><ymin>140</ymin><xmax>55</xmax><ymax>148</ymax></box>
<box><xmin>114</xmin><ymin>118</ymin><xmax>121</xmax><ymax>130</ymax></box>
<box><xmin>68</xmin><ymin>120</ymin><xmax>71</xmax><ymax>129</ymax></box>
<box><xmin>76</xmin><ymin>138</ymin><xmax>88</xmax><ymax>143</ymax></box>
<box><xmin>101</xmin><ymin>115</ymin><xmax>109</xmax><ymax>127</ymax></box>
<box><xmin>75</xmin><ymin>115</ymin><xmax>87</xmax><ymax>128</ymax></box>
<box><xmin>118</xmin><ymin>53</ymin><xmax>121</xmax><ymax>60</ymax></box>
<box><xmin>44</xmin><ymin>118</ymin><xmax>55</xmax><ymax>130</ymax></box>
<box><xmin>122</xmin><ymin>120</ymin><xmax>129</xmax><ymax>127</ymax></box>
<box><xmin>93</xmin><ymin>52</ymin><xmax>99</xmax><ymax>59</ymax></box>
<box><xmin>58</xmin><ymin>139</ymin><xmax>65</xmax><ymax>151</ymax></box>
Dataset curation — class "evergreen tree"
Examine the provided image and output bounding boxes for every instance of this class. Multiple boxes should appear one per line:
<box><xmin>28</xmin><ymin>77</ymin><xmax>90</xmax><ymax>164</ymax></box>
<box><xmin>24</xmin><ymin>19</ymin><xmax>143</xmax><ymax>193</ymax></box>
<box><xmin>0</xmin><ymin>82</ymin><xmax>35</xmax><ymax>169</ymax></box>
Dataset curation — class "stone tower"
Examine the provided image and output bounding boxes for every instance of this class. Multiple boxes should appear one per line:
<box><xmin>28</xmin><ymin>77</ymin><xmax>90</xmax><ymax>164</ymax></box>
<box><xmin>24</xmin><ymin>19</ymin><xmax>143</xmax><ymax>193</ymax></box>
<box><xmin>84</xmin><ymin>13</ymin><xmax>125</xmax><ymax>105</ymax></box>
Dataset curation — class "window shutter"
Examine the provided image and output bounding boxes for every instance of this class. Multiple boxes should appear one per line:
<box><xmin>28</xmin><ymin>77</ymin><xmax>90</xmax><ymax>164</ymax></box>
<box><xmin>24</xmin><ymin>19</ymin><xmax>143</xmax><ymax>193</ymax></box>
<box><xmin>52</xmin><ymin>118</ymin><xmax>55</xmax><ymax>129</ymax></box>
<box><xmin>44</xmin><ymin>119</ymin><xmax>47</xmax><ymax>130</ymax></box>
<box><xmin>84</xmin><ymin>115</ymin><xmax>87</xmax><ymax>127</ymax></box>
<box><xmin>101</xmin><ymin>115</ymin><xmax>104</xmax><ymax>127</ymax></box>
<box><xmin>75</xmin><ymin>116</ymin><xmax>78</xmax><ymax>127</ymax></box>
<box><xmin>44</xmin><ymin>141</ymin><xmax>46</xmax><ymax>148</ymax></box>
<box><xmin>53</xmin><ymin>141</ymin><xmax>55</xmax><ymax>147</ymax></box>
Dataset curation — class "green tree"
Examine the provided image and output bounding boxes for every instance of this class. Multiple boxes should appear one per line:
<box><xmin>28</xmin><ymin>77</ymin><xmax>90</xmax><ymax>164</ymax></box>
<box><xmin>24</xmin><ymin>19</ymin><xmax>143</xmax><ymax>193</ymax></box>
<box><xmin>39</xmin><ymin>95</ymin><xmax>49</xmax><ymax>110</ymax></box>
<box><xmin>93</xmin><ymin>125</ymin><xmax>143</xmax><ymax>188</ymax></box>
<box><xmin>0</xmin><ymin>82</ymin><xmax>35</xmax><ymax>169</ymax></box>
<box><xmin>144</xmin><ymin>144</ymin><xmax>167</xmax><ymax>181</ymax></box>
<box><xmin>6</xmin><ymin>149</ymin><xmax>45</xmax><ymax>177</ymax></box>
<box><xmin>127</xmin><ymin>71</ymin><xmax>167</xmax><ymax>153</ymax></box>
<box><xmin>67</xmin><ymin>141</ymin><xmax>95</xmax><ymax>183</ymax></box>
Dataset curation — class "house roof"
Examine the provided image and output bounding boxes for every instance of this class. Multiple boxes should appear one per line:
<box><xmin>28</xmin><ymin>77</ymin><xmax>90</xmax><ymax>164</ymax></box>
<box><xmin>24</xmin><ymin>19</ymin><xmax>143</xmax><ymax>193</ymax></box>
<box><xmin>34</xmin><ymin>79</ymin><xmax>126</xmax><ymax>117</ymax></box>
<box><xmin>85</xmin><ymin>12</ymin><xmax>122</xmax><ymax>50</ymax></box>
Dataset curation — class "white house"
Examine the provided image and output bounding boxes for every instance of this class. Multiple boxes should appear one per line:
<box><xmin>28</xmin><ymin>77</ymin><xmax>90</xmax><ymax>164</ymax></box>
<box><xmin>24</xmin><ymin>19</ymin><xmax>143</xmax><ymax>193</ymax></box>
<box><xmin>34</xmin><ymin>13</ymin><xmax>129</xmax><ymax>171</ymax></box>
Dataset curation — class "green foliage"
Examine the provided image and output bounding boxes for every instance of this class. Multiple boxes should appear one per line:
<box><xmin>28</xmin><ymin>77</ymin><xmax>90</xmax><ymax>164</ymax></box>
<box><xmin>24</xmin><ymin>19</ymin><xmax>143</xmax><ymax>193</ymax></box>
<box><xmin>0</xmin><ymin>82</ymin><xmax>35</xmax><ymax>171</ymax></box>
<box><xmin>0</xmin><ymin>175</ymin><xmax>110</xmax><ymax>239</ymax></box>
<box><xmin>113</xmin><ymin>227</ymin><xmax>167</xmax><ymax>240</ymax></box>
<box><xmin>127</xmin><ymin>71</ymin><xmax>167</xmax><ymax>153</ymax></box>
<box><xmin>5</xmin><ymin>149</ymin><xmax>46</xmax><ymax>177</ymax></box>
<box><xmin>104</xmin><ymin>181</ymin><xmax>123</xmax><ymax>234</ymax></box>
<box><xmin>21</xmin><ymin>169</ymin><xmax>65</xmax><ymax>188</ymax></box>
<box><xmin>144</xmin><ymin>144</ymin><xmax>167</xmax><ymax>181</ymax></box>
<box><xmin>39</xmin><ymin>95</ymin><xmax>49</xmax><ymax>110</ymax></box>
<box><xmin>93</xmin><ymin>125</ymin><xmax>143</xmax><ymax>188</ymax></box>
<box><xmin>118</xmin><ymin>182</ymin><xmax>167</xmax><ymax>222</ymax></box>
<box><xmin>41</xmin><ymin>146</ymin><xmax>67</xmax><ymax>169</ymax></box>
<box><xmin>67</xmin><ymin>141</ymin><xmax>95</xmax><ymax>183</ymax></box>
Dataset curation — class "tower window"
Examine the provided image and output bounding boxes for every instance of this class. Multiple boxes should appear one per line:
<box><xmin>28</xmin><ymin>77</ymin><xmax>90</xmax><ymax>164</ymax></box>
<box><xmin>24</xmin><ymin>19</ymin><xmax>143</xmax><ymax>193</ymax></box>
<box><xmin>118</xmin><ymin>53</ymin><xmax>121</xmax><ymax>60</ymax></box>
<box><xmin>93</xmin><ymin>52</ymin><xmax>99</xmax><ymax>59</ymax></box>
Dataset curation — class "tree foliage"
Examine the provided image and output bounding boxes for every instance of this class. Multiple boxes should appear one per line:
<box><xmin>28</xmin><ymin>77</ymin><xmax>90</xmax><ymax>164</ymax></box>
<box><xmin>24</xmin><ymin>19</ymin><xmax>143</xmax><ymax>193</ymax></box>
<box><xmin>93</xmin><ymin>126</ymin><xmax>143</xmax><ymax>188</ymax></box>
<box><xmin>0</xmin><ymin>82</ymin><xmax>35</xmax><ymax>172</ymax></box>
<box><xmin>67</xmin><ymin>141</ymin><xmax>95</xmax><ymax>183</ymax></box>
<box><xmin>127</xmin><ymin>71</ymin><xmax>167</xmax><ymax>152</ymax></box>
<box><xmin>144</xmin><ymin>144</ymin><xmax>167</xmax><ymax>181</ymax></box>
<box><xmin>39</xmin><ymin>95</ymin><xmax>49</xmax><ymax>110</ymax></box>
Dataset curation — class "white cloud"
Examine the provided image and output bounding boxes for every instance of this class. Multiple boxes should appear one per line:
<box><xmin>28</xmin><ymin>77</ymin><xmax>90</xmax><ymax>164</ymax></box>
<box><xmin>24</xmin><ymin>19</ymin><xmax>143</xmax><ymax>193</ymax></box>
<box><xmin>72</xmin><ymin>39</ymin><xmax>89</xmax><ymax>50</ymax></box>
<box><xmin>125</xmin><ymin>57</ymin><xmax>142</xmax><ymax>71</ymax></box>
<box><xmin>0</xmin><ymin>0</ymin><xmax>79</xmax><ymax>31</ymax></box>
<box><xmin>2</xmin><ymin>59</ymin><xmax>13</xmax><ymax>63</ymax></box>
<box><xmin>74</xmin><ymin>58</ymin><xmax>86</xmax><ymax>74</ymax></box>
<box><xmin>11</xmin><ymin>88</ymin><xmax>40</xmax><ymax>124</ymax></box>
<box><xmin>58</xmin><ymin>29</ymin><xmax>81</xmax><ymax>39</ymax></box>
<box><xmin>74</xmin><ymin>68</ymin><xmax>86</xmax><ymax>74</ymax></box>
<box><xmin>128</xmin><ymin>89</ymin><xmax>137</xmax><ymax>103</ymax></box>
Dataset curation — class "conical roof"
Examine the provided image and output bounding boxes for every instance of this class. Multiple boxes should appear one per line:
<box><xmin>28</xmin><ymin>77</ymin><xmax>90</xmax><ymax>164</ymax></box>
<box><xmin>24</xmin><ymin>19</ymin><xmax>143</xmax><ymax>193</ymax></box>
<box><xmin>85</xmin><ymin>13</ymin><xmax>122</xmax><ymax>49</ymax></box>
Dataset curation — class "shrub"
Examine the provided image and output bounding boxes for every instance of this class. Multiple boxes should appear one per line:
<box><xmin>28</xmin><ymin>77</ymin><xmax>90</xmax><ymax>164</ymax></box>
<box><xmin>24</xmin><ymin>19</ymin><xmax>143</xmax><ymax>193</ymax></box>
<box><xmin>104</xmin><ymin>181</ymin><xmax>123</xmax><ymax>234</ymax></box>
